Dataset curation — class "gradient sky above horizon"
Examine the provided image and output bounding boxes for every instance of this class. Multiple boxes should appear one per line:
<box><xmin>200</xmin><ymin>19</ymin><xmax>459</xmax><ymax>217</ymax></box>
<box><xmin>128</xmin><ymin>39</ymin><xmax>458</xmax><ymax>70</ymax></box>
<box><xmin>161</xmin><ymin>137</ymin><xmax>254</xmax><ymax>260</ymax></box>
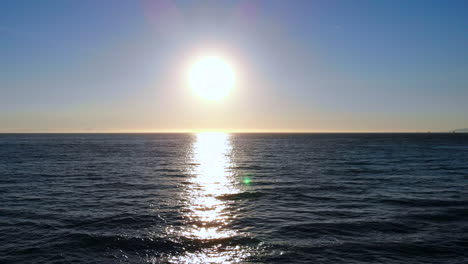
<box><xmin>1</xmin><ymin>0</ymin><xmax>467</xmax><ymax>132</ymax></box>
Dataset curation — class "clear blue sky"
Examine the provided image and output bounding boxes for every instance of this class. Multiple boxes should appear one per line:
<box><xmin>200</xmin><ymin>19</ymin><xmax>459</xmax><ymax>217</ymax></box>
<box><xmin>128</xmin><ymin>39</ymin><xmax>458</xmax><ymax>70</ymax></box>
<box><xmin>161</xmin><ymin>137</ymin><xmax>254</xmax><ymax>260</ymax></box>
<box><xmin>1</xmin><ymin>0</ymin><xmax>467</xmax><ymax>132</ymax></box>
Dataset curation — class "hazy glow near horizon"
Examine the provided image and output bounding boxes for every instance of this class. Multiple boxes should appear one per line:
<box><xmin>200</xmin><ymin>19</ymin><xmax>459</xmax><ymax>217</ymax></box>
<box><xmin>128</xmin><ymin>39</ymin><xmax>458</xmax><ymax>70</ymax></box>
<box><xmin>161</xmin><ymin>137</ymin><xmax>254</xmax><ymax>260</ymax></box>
<box><xmin>188</xmin><ymin>56</ymin><xmax>235</xmax><ymax>101</ymax></box>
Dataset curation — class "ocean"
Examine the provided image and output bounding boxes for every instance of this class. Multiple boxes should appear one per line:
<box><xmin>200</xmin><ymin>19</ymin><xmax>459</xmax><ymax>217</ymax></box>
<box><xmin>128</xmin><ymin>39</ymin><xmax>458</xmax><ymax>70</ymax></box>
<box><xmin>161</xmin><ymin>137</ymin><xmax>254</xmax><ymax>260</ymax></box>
<box><xmin>1</xmin><ymin>133</ymin><xmax>467</xmax><ymax>263</ymax></box>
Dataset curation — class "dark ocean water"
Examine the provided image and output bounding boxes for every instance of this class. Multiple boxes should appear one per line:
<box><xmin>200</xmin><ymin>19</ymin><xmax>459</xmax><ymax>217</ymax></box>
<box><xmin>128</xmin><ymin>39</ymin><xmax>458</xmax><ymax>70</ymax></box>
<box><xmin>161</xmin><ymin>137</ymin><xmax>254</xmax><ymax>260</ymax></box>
<box><xmin>1</xmin><ymin>133</ymin><xmax>467</xmax><ymax>264</ymax></box>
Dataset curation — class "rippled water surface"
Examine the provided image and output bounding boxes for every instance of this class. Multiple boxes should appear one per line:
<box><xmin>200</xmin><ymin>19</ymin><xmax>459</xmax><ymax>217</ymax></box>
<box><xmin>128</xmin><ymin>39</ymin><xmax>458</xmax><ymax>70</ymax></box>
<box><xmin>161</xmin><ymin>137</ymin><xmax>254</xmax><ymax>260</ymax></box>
<box><xmin>1</xmin><ymin>133</ymin><xmax>467</xmax><ymax>263</ymax></box>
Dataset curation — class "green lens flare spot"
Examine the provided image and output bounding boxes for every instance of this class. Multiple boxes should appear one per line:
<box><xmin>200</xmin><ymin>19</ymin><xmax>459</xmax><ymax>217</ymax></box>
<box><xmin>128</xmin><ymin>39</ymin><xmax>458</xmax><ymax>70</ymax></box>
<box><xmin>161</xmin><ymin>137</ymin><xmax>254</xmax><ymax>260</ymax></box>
<box><xmin>242</xmin><ymin>175</ymin><xmax>252</xmax><ymax>185</ymax></box>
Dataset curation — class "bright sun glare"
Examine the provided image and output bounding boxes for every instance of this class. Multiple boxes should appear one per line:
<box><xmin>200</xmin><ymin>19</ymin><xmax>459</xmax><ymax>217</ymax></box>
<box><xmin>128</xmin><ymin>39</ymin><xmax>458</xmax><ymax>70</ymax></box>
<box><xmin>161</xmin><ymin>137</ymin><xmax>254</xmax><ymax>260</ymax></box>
<box><xmin>189</xmin><ymin>56</ymin><xmax>235</xmax><ymax>101</ymax></box>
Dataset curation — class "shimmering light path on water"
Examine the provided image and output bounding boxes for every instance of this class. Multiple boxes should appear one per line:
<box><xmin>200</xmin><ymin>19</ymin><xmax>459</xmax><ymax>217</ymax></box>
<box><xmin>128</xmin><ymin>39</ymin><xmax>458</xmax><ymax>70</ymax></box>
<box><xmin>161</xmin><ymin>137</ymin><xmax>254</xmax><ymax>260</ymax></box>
<box><xmin>168</xmin><ymin>132</ymin><xmax>247</xmax><ymax>263</ymax></box>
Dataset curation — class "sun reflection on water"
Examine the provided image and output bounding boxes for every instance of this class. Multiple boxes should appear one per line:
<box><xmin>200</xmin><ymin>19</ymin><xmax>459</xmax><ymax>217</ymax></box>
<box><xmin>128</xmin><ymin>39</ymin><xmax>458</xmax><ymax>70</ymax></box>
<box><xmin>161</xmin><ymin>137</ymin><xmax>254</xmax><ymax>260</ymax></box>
<box><xmin>184</xmin><ymin>132</ymin><xmax>237</xmax><ymax>239</ymax></box>
<box><xmin>167</xmin><ymin>132</ymin><xmax>248</xmax><ymax>263</ymax></box>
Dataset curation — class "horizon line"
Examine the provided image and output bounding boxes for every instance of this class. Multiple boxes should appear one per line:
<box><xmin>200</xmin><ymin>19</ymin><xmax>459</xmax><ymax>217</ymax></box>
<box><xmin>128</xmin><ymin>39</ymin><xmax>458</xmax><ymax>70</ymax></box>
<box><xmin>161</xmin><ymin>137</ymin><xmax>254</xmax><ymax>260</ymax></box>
<box><xmin>0</xmin><ymin>130</ymin><xmax>461</xmax><ymax>134</ymax></box>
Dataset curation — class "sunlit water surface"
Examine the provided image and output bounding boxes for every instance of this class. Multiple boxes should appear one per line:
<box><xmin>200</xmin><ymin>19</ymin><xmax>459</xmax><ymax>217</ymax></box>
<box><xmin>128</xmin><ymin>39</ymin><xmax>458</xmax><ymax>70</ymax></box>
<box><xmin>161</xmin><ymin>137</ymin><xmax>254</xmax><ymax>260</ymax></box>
<box><xmin>166</xmin><ymin>132</ymin><xmax>248</xmax><ymax>263</ymax></box>
<box><xmin>1</xmin><ymin>133</ymin><xmax>467</xmax><ymax>263</ymax></box>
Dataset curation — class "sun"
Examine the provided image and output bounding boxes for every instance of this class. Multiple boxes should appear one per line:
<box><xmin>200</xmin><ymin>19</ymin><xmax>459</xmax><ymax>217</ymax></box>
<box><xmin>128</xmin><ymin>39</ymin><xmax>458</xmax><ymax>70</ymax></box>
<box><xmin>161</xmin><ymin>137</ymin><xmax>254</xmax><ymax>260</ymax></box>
<box><xmin>188</xmin><ymin>56</ymin><xmax>235</xmax><ymax>101</ymax></box>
